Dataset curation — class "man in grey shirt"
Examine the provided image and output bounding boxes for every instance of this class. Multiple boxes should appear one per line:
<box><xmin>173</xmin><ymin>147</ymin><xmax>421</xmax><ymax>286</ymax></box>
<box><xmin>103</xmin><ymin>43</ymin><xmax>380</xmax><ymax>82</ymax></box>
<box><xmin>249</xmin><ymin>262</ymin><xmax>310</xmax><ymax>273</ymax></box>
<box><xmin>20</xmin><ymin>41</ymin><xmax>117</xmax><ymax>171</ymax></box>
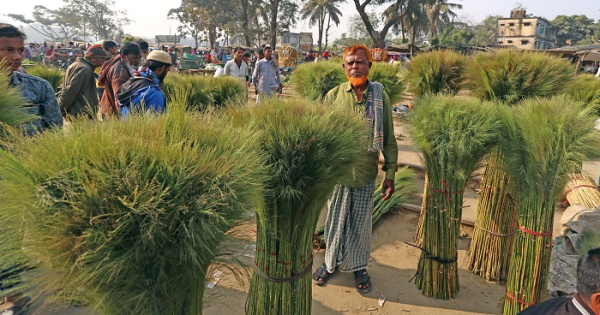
<box><xmin>252</xmin><ymin>46</ymin><xmax>282</xmax><ymax>102</ymax></box>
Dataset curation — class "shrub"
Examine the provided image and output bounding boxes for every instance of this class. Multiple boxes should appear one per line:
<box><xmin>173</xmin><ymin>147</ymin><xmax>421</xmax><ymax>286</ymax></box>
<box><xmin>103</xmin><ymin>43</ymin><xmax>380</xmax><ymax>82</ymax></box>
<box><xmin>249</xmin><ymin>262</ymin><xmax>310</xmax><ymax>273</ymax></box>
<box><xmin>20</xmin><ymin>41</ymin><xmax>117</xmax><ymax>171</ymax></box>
<box><xmin>0</xmin><ymin>104</ymin><xmax>267</xmax><ymax>314</ymax></box>
<box><xmin>26</xmin><ymin>65</ymin><xmax>64</xmax><ymax>92</ymax></box>
<box><xmin>465</xmin><ymin>50</ymin><xmax>575</xmax><ymax>105</ymax></box>
<box><xmin>406</xmin><ymin>50</ymin><xmax>467</xmax><ymax>97</ymax></box>
<box><xmin>163</xmin><ymin>73</ymin><xmax>247</xmax><ymax>111</ymax></box>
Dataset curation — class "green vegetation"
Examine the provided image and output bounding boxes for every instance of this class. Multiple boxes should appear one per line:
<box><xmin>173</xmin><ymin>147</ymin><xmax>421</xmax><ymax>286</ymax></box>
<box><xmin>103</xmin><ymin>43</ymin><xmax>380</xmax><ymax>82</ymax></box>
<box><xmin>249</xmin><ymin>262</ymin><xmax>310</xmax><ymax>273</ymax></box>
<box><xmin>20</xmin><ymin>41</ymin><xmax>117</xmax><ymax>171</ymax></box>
<box><xmin>26</xmin><ymin>65</ymin><xmax>64</xmax><ymax>92</ymax></box>
<box><xmin>406</xmin><ymin>50</ymin><xmax>466</xmax><ymax>97</ymax></box>
<box><xmin>163</xmin><ymin>73</ymin><xmax>247</xmax><ymax>111</ymax></box>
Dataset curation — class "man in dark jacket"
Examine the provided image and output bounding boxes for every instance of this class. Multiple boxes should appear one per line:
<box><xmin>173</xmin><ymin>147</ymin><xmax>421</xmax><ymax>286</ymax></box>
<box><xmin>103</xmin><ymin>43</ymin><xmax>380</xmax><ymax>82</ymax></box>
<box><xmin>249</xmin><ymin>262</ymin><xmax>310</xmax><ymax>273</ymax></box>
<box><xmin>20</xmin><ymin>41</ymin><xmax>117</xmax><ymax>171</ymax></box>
<box><xmin>115</xmin><ymin>50</ymin><xmax>172</xmax><ymax>117</ymax></box>
<box><xmin>98</xmin><ymin>42</ymin><xmax>142</xmax><ymax>118</ymax></box>
<box><xmin>0</xmin><ymin>23</ymin><xmax>62</xmax><ymax>134</ymax></box>
<box><xmin>519</xmin><ymin>248</ymin><xmax>600</xmax><ymax>315</ymax></box>
<box><xmin>57</xmin><ymin>45</ymin><xmax>108</xmax><ymax>119</ymax></box>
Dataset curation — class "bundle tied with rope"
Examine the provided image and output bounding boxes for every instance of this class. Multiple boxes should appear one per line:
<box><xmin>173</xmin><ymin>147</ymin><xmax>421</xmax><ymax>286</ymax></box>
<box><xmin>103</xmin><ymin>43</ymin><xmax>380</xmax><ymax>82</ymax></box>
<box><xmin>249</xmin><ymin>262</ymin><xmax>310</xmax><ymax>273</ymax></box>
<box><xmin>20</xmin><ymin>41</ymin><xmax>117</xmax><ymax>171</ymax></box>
<box><xmin>563</xmin><ymin>173</ymin><xmax>600</xmax><ymax>210</ymax></box>
<box><xmin>467</xmin><ymin>148</ymin><xmax>518</xmax><ymax>283</ymax></box>
<box><xmin>226</xmin><ymin>98</ymin><xmax>372</xmax><ymax>315</ymax></box>
<box><xmin>410</xmin><ymin>95</ymin><xmax>501</xmax><ymax>299</ymax></box>
<box><xmin>500</xmin><ymin>96</ymin><xmax>598</xmax><ymax>315</ymax></box>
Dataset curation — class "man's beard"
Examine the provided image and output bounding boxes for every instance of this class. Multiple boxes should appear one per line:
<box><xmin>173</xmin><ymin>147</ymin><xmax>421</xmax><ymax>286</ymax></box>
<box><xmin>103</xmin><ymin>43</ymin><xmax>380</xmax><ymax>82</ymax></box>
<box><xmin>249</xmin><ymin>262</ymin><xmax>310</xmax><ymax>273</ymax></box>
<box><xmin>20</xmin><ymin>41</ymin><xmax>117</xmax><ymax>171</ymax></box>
<box><xmin>157</xmin><ymin>72</ymin><xmax>167</xmax><ymax>85</ymax></box>
<box><xmin>347</xmin><ymin>73</ymin><xmax>369</xmax><ymax>87</ymax></box>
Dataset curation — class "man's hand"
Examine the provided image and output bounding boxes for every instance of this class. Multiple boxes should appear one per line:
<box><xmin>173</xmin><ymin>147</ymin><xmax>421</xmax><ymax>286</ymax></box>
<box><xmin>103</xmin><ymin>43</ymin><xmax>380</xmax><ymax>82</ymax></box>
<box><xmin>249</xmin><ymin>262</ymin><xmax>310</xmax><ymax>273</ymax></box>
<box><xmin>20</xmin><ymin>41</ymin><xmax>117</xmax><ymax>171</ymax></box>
<box><xmin>381</xmin><ymin>179</ymin><xmax>395</xmax><ymax>201</ymax></box>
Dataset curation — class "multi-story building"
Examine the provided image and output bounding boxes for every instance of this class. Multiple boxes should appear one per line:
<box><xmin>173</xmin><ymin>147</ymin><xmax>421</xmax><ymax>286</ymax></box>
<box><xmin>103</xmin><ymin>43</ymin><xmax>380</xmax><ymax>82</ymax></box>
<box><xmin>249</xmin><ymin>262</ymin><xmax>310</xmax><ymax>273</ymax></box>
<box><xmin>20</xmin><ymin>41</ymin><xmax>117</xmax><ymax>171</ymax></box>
<box><xmin>497</xmin><ymin>9</ymin><xmax>556</xmax><ymax>50</ymax></box>
<box><xmin>276</xmin><ymin>32</ymin><xmax>301</xmax><ymax>49</ymax></box>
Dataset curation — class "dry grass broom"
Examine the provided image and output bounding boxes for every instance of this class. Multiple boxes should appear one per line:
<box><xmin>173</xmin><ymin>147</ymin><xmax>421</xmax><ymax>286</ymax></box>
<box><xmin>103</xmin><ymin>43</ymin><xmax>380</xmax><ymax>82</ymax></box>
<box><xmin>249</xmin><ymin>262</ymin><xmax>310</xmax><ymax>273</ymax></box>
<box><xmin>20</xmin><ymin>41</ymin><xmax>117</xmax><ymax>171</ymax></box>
<box><xmin>227</xmin><ymin>98</ymin><xmax>371</xmax><ymax>315</ymax></box>
<box><xmin>410</xmin><ymin>94</ymin><xmax>501</xmax><ymax>299</ymax></box>
<box><xmin>500</xmin><ymin>96</ymin><xmax>598</xmax><ymax>315</ymax></box>
<box><xmin>563</xmin><ymin>173</ymin><xmax>600</xmax><ymax>210</ymax></box>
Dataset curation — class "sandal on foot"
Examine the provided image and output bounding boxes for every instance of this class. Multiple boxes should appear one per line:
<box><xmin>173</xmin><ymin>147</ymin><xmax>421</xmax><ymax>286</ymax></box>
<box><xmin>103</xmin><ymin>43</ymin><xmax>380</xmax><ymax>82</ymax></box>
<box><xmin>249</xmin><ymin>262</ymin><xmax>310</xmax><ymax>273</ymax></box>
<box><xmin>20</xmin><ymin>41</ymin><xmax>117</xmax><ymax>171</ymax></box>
<box><xmin>312</xmin><ymin>263</ymin><xmax>332</xmax><ymax>286</ymax></box>
<box><xmin>354</xmin><ymin>269</ymin><xmax>372</xmax><ymax>294</ymax></box>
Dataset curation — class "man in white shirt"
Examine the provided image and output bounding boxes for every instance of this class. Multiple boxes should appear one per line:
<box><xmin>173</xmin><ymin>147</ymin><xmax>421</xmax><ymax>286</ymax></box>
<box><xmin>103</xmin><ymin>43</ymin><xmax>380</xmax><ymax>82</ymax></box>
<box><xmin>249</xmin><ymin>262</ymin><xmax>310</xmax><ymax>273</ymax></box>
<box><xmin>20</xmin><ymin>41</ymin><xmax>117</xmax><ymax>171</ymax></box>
<box><xmin>223</xmin><ymin>46</ymin><xmax>250</xmax><ymax>100</ymax></box>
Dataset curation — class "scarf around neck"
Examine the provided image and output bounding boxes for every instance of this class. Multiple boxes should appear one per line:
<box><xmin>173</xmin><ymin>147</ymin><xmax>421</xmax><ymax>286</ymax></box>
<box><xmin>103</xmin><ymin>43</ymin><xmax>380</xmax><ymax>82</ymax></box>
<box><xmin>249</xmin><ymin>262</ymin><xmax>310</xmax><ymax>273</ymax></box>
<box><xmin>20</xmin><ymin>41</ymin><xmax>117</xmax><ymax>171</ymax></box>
<box><xmin>364</xmin><ymin>81</ymin><xmax>385</xmax><ymax>152</ymax></box>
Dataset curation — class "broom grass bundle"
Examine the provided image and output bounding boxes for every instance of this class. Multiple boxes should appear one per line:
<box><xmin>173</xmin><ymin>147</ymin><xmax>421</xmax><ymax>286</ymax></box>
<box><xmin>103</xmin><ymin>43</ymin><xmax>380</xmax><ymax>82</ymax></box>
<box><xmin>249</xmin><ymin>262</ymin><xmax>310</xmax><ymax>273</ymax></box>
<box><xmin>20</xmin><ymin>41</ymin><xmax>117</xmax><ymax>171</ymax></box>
<box><xmin>467</xmin><ymin>148</ymin><xmax>517</xmax><ymax>282</ymax></box>
<box><xmin>410</xmin><ymin>94</ymin><xmax>500</xmax><ymax>299</ymax></box>
<box><xmin>564</xmin><ymin>74</ymin><xmax>600</xmax><ymax>116</ymax></box>
<box><xmin>577</xmin><ymin>230</ymin><xmax>600</xmax><ymax>254</ymax></box>
<box><xmin>563</xmin><ymin>173</ymin><xmax>600</xmax><ymax>210</ymax></box>
<box><xmin>366</xmin><ymin>62</ymin><xmax>406</xmax><ymax>104</ymax></box>
<box><xmin>163</xmin><ymin>73</ymin><xmax>247</xmax><ymax>111</ymax></box>
<box><xmin>314</xmin><ymin>168</ymin><xmax>416</xmax><ymax>248</ymax></box>
<box><xmin>0</xmin><ymin>100</ymin><xmax>267</xmax><ymax>315</ymax></box>
<box><xmin>227</xmin><ymin>98</ymin><xmax>371</xmax><ymax>315</ymax></box>
<box><xmin>291</xmin><ymin>60</ymin><xmax>346</xmax><ymax>101</ymax></box>
<box><xmin>0</xmin><ymin>64</ymin><xmax>35</xmax><ymax>130</ymax></box>
<box><xmin>25</xmin><ymin>65</ymin><xmax>64</xmax><ymax>92</ymax></box>
<box><xmin>500</xmin><ymin>96</ymin><xmax>598</xmax><ymax>315</ymax></box>
<box><xmin>465</xmin><ymin>50</ymin><xmax>575</xmax><ymax>105</ymax></box>
<box><xmin>406</xmin><ymin>50</ymin><xmax>466</xmax><ymax>97</ymax></box>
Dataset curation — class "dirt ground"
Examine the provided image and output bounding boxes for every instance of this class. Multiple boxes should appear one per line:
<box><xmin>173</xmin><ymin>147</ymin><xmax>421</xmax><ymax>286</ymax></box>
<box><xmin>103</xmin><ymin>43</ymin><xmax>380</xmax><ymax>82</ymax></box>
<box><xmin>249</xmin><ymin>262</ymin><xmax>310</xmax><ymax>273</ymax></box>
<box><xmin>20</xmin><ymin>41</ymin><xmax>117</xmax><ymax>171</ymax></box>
<box><xmin>25</xmin><ymin>107</ymin><xmax>599</xmax><ymax>315</ymax></box>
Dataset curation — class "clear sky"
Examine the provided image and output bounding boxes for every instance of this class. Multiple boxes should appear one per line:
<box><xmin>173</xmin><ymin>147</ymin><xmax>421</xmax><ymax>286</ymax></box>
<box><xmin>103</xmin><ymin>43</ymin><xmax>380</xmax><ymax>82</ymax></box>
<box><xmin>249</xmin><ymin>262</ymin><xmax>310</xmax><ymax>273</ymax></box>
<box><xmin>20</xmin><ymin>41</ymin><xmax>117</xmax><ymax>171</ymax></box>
<box><xmin>1</xmin><ymin>0</ymin><xmax>599</xmax><ymax>43</ymax></box>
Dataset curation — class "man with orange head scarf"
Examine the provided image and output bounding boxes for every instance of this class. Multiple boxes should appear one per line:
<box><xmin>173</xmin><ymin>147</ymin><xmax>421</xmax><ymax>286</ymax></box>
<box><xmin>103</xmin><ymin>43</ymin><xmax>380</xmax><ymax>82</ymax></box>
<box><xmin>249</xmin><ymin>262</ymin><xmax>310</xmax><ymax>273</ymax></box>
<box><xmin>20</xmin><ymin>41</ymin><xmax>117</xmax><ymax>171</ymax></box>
<box><xmin>312</xmin><ymin>44</ymin><xmax>398</xmax><ymax>294</ymax></box>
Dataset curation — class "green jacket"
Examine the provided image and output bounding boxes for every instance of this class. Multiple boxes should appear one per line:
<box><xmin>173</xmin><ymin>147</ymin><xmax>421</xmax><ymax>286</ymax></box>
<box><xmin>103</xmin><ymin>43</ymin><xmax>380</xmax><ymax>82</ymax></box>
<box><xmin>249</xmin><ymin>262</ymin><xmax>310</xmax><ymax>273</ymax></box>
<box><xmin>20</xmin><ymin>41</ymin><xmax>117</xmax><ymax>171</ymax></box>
<box><xmin>323</xmin><ymin>81</ymin><xmax>398</xmax><ymax>186</ymax></box>
<box><xmin>58</xmin><ymin>57</ymin><xmax>98</xmax><ymax>119</ymax></box>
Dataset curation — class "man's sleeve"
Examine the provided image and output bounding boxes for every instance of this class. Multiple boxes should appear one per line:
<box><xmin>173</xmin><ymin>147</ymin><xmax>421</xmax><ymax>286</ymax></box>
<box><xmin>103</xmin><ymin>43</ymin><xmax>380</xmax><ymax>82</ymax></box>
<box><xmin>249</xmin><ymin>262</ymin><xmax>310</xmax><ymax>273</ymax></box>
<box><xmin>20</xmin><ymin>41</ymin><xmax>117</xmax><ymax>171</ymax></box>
<box><xmin>223</xmin><ymin>62</ymin><xmax>231</xmax><ymax>76</ymax></box>
<box><xmin>275</xmin><ymin>62</ymin><xmax>281</xmax><ymax>84</ymax></box>
<box><xmin>252</xmin><ymin>62</ymin><xmax>259</xmax><ymax>89</ymax></box>
<box><xmin>59</xmin><ymin>67</ymin><xmax>85</xmax><ymax>112</ymax></box>
<box><xmin>381</xmin><ymin>92</ymin><xmax>398</xmax><ymax>180</ymax></box>
<box><xmin>112</xmin><ymin>67</ymin><xmax>130</xmax><ymax>98</ymax></box>
<box><xmin>40</xmin><ymin>80</ymin><xmax>63</xmax><ymax>128</ymax></box>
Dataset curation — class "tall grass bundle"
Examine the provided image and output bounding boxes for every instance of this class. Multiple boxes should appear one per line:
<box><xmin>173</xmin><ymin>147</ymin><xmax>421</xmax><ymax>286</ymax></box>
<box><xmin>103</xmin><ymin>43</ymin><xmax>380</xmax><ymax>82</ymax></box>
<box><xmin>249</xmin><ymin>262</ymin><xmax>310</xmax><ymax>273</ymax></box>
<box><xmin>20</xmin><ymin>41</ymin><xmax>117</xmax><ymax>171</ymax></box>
<box><xmin>291</xmin><ymin>60</ymin><xmax>345</xmax><ymax>101</ymax></box>
<box><xmin>314</xmin><ymin>168</ymin><xmax>416</xmax><ymax>248</ymax></box>
<box><xmin>564</xmin><ymin>75</ymin><xmax>600</xmax><ymax>116</ymax></box>
<box><xmin>406</xmin><ymin>50</ymin><xmax>466</xmax><ymax>97</ymax></box>
<box><xmin>0</xmin><ymin>65</ymin><xmax>35</xmax><ymax>130</ymax></box>
<box><xmin>0</xmin><ymin>105</ymin><xmax>267</xmax><ymax>314</ymax></box>
<box><xmin>368</xmin><ymin>63</ymin><xmax>407</xmax><ymax>104</ymax></box>
<box><xmin>500</xmin><ymin>96</ymin><xmax>598</xmax><ymax>315</ymax></box>
<box><xmin>227</xmin><ymin>98</ymin><xmax>371</xmax><ymax>315</ymax></box>
<box><xmin>577</xmin><ymin>230</ymin><xmax>600</xmax><ymax>255</ymax></box>
<box><xmin>163</xmin><ymin>73</ymin><xmax>247</xmax><ymax>111</ymax></box>
<box><xmin>467</xmin><ymin>148</ymin><xmax>517</xmax><ymax>283</ymax></box>
<box><xmin>465</xmin><ymin>50</ymin><xmax>575</xmax><ymax>105</ymax></box>
<box><xmin>25</xmin><ymin>65</ymin><xmax>64</xmax><ymax>92</ymax></box>
<box><xmin>410</xmin><ymin>94</ymin><xmax>500</xmax><ymax>299</ymax></box>
<box><xmin>563</xmin><ymin>173</ymin><xmax>600</xmax><ymax>209</ymax></box>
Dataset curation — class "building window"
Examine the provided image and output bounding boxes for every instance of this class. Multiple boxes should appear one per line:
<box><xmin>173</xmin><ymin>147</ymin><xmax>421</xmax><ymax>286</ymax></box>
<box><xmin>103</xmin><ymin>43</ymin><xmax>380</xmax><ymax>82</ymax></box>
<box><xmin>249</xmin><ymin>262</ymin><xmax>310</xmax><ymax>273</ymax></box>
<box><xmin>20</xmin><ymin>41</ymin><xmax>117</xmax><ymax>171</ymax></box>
<box><xmin>539</xmin><ymin>25</ymin><xmax>545</xmax><ymax>34</ymax></box>
<box><xmin>521</xmin><ymin>40</ymin><xmax>529</xmax><ymax>45</ymax></box>
<box><xmin>507</xmin><ymin>40</ymin><xmax>513</xmax><ymax>43</ymax></box>
<box><xmin>524</xmin><ymin>22</ymin><xmax>531</xmax><ymax>26</ymax></box>
<box><xmin>500</xmin><ymin>23</ymin><xmax>505</xmax><ymax>26</ymax></box>
<box><xmin>509</xmin><ymin>23</ymin><xmax>515</xmax><ymax>27</ymax></box>
<box><xmin>498</xmin><ymin>41</ymin><xmax>503</xmax><ymax>44</ymax></box>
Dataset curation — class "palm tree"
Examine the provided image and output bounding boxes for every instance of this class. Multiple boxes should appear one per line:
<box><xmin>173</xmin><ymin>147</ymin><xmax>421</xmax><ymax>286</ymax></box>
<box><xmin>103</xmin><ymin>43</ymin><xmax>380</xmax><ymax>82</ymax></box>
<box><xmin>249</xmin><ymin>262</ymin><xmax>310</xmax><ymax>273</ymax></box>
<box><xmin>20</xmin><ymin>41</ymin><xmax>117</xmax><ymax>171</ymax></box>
<box><xmin>300</xmin><ymin>0</ymin><xmax>343</xmax><ymax>52</ymax></box>
<box><xmin>424</xmin><ymin>0</ymin><xmax>462</xmax><ymax>39</ymax></box>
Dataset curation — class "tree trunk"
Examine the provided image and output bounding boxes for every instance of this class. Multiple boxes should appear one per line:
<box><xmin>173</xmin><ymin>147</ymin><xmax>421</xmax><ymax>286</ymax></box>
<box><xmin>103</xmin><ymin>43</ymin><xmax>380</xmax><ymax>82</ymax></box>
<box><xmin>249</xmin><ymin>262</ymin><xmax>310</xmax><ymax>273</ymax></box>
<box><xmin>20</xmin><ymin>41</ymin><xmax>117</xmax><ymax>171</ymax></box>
<box><xmin>241</xmin><ymin>0</ymin><xmax>251</xmax><ymax>46</ymax></box>
<box><xmin>317</xmin><ymin>13</ymin><xmax>324</xmax><ymax>52</ymax></box>
<box><xmin>324</xmin><ymin>14</ymin><xmax>331</xmax><ymax>51</ymax></box>
<box><xmin>209</xmin><ymin>24</ymin><xmax>217</xmax><ymax>49</ymax></box>
<box><xmin>269</xmin><ymin>0</ymin><xmax>279</xmax><ymax>48</ymax></box>
<box><xmin>354</xmin><ymin>0</ymin><xmax>412</xmax><ymax>48</ymax></box>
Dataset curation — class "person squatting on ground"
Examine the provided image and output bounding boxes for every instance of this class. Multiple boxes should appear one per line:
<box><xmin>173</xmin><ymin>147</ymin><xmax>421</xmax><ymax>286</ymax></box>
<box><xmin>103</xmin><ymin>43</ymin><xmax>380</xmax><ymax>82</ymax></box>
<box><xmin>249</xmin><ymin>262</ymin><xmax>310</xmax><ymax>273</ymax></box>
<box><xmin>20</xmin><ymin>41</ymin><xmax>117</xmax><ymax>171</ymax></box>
<box><xmin>0</xmin><ymin>23</ymin><xmax>62</xmax><ymax>135</ymax></box>
<box><xmin>115</xmin><ymin>50</ymin><xmax>172</xmax><ymax>117</ymax></box>
<box><xmin>252</xmin><ymin>46</ymin><xmax>282</xmax><ymax>103</ymax></box>
<box><xmin>99</xmin><ymin>42</ymin><xmax>142</xmax><ymax>118</ymax></box>
<box><xmin>57</xmin><ymin>44</ymin><xmax>108</xmax><ymax>119</ymax></box>
<box><xmin>312</xmin><ymin>44</ymin><xmax>398</xmax><ymax>294</ymax></box>
<box><xmin>518</xmin><ymin>248</ymin><xmax>600</xmax><ymax>315</ymax></box>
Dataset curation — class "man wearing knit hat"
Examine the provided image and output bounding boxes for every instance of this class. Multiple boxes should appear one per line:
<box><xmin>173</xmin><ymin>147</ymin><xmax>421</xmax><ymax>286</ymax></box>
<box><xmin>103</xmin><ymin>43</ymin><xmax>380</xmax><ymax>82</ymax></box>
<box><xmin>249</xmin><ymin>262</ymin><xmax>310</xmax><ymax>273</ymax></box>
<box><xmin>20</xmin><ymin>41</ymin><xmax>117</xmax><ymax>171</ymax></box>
<box><xmin>115</xmin><ymin>50</ymin><xmax>172</xmax><ymax>116</ymax></box>
<box><xmin>57</xmin><ymin>44</ymin><xmax>108</xmax><ymax>118</ymax></box>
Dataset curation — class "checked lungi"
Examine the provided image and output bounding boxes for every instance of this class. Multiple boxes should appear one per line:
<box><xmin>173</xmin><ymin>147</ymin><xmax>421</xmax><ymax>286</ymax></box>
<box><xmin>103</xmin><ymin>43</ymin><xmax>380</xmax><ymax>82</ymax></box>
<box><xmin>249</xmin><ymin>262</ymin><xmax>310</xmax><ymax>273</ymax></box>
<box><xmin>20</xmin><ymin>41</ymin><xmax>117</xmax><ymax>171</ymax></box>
<box><xmin>323</xmin><ymin>180</ymin><xmax>376</xmax><ymax>273</ymax></box>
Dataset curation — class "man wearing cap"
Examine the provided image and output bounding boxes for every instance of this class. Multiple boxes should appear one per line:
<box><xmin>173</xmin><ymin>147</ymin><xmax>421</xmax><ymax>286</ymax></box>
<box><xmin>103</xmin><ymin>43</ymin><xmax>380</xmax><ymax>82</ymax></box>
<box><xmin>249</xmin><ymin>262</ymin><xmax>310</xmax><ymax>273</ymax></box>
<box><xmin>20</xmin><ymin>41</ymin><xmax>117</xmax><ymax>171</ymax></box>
<box><xmin>98</xmin><ymin>42</ymin><xmax>142</xmax><ymax>117</ymax></box>
<box><xmin>57</xmin><ymin>44</ymin><xmax>108</xmax><ymax>119</ymax></box>
<box><xmin>115</xmin><ymin>50</ymin><xmax>172</xmax><ymax>116</ymax></box>
<box><xmin>0</xmin><ymin>23</ymin><xmax>62</xmax><ymax>135</ymax></box>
